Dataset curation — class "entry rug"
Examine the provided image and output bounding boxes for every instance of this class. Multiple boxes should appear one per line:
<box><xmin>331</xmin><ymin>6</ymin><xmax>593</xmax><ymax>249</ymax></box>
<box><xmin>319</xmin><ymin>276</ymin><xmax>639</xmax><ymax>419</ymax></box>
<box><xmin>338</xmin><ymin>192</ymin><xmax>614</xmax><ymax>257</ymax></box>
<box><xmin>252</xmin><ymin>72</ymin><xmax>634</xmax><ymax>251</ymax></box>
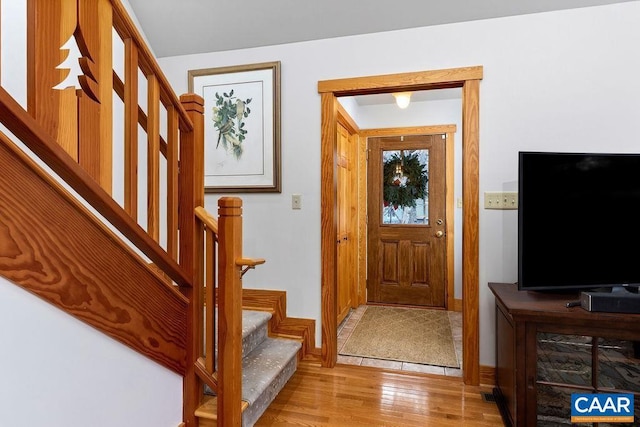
<box><xmin>340</xmin><ymin>306</ymin><xmax>459</xmax><ymax>368</ymax></box>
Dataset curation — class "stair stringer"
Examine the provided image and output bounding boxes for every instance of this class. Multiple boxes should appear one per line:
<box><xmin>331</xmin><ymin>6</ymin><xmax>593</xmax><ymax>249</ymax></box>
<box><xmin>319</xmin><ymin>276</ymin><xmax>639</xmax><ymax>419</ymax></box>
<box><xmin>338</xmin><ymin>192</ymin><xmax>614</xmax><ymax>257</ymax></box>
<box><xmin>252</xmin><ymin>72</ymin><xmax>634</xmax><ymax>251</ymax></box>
<box><xmin>0</xmin><ymin>134</ymin><xmax>188</xmax><ymax>375</ymax></box>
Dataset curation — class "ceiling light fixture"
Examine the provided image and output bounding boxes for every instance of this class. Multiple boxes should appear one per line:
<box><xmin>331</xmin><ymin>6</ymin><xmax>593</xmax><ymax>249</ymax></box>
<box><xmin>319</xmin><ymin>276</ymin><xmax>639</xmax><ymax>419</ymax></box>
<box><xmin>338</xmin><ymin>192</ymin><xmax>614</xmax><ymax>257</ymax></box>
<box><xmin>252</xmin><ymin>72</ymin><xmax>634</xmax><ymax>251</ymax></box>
<box><xmin>393</xmin><ymin>92</ymin><xmax>412</xmax><ymax>109</ymax></box>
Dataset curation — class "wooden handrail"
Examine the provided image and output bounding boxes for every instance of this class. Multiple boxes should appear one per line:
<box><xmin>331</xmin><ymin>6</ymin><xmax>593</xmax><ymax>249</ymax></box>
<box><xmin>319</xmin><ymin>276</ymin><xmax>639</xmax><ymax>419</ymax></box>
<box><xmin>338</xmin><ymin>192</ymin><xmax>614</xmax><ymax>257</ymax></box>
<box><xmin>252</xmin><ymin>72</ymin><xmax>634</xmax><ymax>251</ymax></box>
<box><xmin>195</xmin><ymin>206</ymin><xmax>219</xmax><ymax>234</ymax></box>
<box><xmin>236</xmin><ymin>257</ymin><xmax>266</xmax><ymax>278</ymax></box>
<box><xmin>236</xmin><ymin>258</ymin><xmax>266</xmax><ymax>267</ymax></box>
<box><xmin>0</xmin><ymin>86</ymin><xmax>191</xmax><ymax>288</ymax></box>
<box><xmin>109</xmin><ymin>0</ymin><xmax>193</xmax><ymax>132</ymax></box>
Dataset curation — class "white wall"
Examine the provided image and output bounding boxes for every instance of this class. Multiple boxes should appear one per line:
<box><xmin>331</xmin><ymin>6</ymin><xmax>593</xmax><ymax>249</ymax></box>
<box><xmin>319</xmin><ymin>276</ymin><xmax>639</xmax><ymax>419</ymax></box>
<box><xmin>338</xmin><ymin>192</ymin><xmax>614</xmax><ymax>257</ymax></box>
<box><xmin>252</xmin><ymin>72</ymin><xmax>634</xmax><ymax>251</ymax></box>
<box><xmin>157</xmin><ymin>2</ymin><xmax>640</xmax><ymax>366</ymax></box>
<box><xmin>0</xmin><ymin>278</ymin><xmax>183</xmax><ymax>427</ymax></box>
<box><xmin>0</xmin><ymin>1</ymin><xmax>183</xmax><ymax>425</ymax></box>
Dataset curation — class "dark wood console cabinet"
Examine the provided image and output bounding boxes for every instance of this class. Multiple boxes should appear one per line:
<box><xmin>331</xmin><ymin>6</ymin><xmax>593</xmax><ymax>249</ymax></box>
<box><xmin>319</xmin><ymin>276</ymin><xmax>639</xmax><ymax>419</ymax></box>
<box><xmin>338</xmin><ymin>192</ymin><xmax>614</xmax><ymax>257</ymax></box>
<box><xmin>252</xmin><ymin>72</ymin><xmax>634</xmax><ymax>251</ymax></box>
<box><xmin>489</xmin><ymin>283</ymin><xmax>640</xmax><ymax>426</ymax></box>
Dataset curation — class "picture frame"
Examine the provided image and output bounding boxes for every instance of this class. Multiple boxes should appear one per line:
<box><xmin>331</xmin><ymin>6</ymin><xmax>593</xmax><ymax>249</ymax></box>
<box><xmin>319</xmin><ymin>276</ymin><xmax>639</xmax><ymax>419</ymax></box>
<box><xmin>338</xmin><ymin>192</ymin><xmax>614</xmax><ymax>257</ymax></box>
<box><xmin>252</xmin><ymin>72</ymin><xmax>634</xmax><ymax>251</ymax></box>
<box><xmin>188</xmin><ymin>61</ymin><xmax>281</xmax><ymax>193</ymax></box>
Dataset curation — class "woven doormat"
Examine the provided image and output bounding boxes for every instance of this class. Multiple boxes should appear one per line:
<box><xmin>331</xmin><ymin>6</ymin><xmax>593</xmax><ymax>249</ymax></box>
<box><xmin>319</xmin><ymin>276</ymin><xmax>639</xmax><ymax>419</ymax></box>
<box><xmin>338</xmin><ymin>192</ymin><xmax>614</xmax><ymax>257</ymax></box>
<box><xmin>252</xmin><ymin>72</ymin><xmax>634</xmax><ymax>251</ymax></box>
<box><xmin>340</xmin><ymin>306</ymin><xmax>459</xmax><ymax>368</ymax></box>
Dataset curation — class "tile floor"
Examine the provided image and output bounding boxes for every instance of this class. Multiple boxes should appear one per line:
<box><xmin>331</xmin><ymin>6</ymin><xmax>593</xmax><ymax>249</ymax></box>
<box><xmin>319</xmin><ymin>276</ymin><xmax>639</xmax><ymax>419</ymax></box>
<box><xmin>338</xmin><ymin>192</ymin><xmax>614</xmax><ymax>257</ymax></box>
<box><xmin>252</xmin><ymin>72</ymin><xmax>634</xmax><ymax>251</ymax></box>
<box><xmin>337</xmin><ymin>305</ymin><xmax>463</xmax><ymax>377</ymax></box>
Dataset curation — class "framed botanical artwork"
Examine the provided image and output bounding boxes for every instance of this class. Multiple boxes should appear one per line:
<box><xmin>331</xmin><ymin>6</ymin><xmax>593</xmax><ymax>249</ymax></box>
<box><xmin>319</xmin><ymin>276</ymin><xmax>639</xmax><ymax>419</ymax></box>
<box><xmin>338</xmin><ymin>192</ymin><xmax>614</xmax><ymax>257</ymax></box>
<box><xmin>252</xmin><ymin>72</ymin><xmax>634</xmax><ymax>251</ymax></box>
<box><xmin>188</xmin><ymin>61</ymin><xmax>281</xmax><ymax>192</ymax></box>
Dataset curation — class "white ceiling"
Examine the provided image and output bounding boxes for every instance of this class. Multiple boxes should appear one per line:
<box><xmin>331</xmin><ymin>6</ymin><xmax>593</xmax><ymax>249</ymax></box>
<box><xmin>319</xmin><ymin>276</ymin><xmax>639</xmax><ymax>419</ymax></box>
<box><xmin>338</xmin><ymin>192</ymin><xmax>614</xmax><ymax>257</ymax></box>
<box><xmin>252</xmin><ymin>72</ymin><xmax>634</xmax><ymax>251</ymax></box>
<box><xmin>127</xmin><ymin>0</ymin><xmax>634</xmax><ymax>58</ymax></box>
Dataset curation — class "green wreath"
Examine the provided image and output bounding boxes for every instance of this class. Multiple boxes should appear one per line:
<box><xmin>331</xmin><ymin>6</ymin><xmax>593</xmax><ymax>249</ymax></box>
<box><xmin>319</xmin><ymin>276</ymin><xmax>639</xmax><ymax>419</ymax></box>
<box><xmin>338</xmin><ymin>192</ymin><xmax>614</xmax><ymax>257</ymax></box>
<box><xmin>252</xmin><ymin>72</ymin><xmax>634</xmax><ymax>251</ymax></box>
<box><xmin>383</xmin><ymin>152</ymin><xmax>428</xmax><ymax>209</ymax></box>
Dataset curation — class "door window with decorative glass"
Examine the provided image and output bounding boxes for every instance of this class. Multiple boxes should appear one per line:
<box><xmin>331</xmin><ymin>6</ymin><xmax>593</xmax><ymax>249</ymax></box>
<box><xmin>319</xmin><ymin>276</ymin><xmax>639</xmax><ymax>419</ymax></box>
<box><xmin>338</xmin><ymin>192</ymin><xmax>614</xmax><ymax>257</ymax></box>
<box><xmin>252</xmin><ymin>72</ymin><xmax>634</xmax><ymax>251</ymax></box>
<box><xmin>381</xmin><ymin>149</ymin><xmax>429</xmax><ymax>224</ymax></box>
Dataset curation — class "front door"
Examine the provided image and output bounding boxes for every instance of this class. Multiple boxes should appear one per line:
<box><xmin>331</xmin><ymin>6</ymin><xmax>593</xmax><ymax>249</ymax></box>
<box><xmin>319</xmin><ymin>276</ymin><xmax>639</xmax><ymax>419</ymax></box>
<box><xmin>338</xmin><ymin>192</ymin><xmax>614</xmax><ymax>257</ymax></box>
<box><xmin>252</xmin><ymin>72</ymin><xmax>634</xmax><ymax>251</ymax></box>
<box><xmin>366</xmin><ymin>134</ymin><xmax>447</xmax><ymax>307</ymax></box>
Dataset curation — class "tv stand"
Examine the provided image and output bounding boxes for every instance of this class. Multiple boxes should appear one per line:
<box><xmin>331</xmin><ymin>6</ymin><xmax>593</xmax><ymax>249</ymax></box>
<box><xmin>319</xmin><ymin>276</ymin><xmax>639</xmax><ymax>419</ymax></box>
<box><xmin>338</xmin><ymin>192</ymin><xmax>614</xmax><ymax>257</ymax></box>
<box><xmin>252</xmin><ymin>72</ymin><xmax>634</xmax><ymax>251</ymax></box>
<box><xmin>489</xmin><ymin>282</ymin><xmax>640</xmax><ymax>426</ymax></box>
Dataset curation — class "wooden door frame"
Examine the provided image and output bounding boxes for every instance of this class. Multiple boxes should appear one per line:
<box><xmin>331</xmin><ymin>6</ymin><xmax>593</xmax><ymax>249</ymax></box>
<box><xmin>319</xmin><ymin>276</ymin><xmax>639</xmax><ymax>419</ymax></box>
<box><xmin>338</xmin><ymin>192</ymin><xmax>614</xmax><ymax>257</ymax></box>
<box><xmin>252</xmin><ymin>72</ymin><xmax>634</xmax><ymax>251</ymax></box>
<box><xmin>318</xmin><ymin>65</ymin><xmax>482</xmax><ymax>385</ymax></box>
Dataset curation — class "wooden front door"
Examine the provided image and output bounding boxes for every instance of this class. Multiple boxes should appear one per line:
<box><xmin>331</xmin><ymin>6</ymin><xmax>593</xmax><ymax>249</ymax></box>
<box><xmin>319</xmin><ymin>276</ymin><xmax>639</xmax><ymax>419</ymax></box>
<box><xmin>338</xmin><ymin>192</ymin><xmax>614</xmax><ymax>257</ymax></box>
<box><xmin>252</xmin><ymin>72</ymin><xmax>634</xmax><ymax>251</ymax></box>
<box><xmin>367</xmin><ymin>134</ymin><xmax>447</xmax><ymax>307</ymax></box>
<box><xmin>337</xmin><ymin>122</ymin><xmax>358</xmax><ymax>324</ymax></box>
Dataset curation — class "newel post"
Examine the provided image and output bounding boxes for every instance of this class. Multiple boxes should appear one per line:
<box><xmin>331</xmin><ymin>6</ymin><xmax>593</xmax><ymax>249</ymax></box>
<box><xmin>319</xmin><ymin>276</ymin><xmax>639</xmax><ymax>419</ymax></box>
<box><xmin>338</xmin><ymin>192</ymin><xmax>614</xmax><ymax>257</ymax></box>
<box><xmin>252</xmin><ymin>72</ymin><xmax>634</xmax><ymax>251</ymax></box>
<box><xmin>178</xmin><ymin>93</ymin><xmax>205</xmax><ymax>426</ymax></box>
<box><xmin>217</xmin><ymin>197</ymin><xmax>244</xmax><ymax>427</ymax></box>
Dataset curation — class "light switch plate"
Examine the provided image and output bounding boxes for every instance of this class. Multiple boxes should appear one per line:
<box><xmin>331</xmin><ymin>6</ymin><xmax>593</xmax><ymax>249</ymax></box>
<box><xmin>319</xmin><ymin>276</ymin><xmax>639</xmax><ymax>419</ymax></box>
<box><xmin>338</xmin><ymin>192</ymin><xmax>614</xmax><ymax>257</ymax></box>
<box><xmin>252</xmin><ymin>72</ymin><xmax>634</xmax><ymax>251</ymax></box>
<box><xmin>484</xmin><ymin>192</ymin><xmax>518</xmax><ymax>210</ymax></box>
<box><xmin>292</xmin><ymin>194</ymin><xmax>302</xmax><ymax>210</ymax></box>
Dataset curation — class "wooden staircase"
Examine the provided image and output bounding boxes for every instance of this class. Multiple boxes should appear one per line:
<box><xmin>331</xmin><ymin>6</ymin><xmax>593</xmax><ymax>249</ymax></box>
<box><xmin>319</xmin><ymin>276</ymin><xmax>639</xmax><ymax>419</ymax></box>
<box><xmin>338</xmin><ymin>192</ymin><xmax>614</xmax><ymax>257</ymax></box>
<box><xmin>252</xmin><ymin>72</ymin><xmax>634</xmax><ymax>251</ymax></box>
<box><xmin>0</xmin><ymin>1</ymin><xmax>314</xmax><ymax>426</ymax></box>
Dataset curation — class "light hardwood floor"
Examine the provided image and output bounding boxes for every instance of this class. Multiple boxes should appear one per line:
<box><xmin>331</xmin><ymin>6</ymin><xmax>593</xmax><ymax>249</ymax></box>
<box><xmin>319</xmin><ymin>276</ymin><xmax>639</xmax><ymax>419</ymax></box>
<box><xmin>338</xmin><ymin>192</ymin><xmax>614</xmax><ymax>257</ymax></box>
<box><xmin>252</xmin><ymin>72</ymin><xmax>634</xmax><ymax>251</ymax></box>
<box><xmin>255</xmin><ymin>362</ymin><xmax>502</xmax><ymax>426</ymax></box>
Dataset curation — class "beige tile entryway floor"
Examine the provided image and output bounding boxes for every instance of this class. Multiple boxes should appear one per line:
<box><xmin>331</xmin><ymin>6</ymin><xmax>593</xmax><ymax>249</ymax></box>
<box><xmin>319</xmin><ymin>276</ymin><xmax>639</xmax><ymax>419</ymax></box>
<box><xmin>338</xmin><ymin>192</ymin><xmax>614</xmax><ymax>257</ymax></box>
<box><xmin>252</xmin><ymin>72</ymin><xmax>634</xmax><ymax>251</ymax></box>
<box><xmin>337</xmin><ymin>305</ymin><xmax>463</xmax><ymax>377</ymax></box>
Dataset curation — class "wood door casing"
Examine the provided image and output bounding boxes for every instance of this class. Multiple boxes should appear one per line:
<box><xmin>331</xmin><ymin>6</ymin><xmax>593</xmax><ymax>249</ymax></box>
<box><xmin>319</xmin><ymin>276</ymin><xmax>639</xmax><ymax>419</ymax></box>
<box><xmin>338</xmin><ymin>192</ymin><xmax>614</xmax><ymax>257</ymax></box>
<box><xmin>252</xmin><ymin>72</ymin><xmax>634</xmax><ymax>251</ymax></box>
<box><xmin>319</xmin><ymin>66</ymin><xmax>483</xmax><ymax>386</ymax></box>
<box><xmin>367</xmin><ymin>134</ymin><xmax>447</xmax><ymax>307</ymax></box>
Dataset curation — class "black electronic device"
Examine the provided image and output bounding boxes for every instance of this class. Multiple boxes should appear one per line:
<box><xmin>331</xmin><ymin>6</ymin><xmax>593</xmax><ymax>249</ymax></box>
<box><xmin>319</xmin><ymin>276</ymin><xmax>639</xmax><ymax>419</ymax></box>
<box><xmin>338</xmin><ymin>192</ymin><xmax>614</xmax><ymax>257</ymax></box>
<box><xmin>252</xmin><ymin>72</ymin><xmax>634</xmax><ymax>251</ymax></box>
<box><xmin>580</xmin><ymin>287</ymin><xmax>640</xmax><ymax>314</ymax></box>
<box><xmin>518</xmin><ymin>151</ymin><xmax>640</xmax><ymax>293</ymax></box>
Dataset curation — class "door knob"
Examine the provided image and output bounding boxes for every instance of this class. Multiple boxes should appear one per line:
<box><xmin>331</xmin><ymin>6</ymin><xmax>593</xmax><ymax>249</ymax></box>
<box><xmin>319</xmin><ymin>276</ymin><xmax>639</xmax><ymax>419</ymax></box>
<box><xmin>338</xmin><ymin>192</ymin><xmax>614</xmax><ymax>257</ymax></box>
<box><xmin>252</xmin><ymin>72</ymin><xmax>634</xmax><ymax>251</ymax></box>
<box><xmin>435</xmin><ymin>230</ymin><xmax>444</xmax><ymax>238</ymax></box>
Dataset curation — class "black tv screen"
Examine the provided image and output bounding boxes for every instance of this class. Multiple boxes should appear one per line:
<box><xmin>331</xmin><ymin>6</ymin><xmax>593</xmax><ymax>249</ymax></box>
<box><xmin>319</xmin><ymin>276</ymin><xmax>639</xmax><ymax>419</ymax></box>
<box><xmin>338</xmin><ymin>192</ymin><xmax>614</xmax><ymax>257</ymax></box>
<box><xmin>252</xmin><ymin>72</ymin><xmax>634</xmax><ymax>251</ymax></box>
<box><xmin>518</xmin><ymin>151</ymin><xmax>640</xmax><ymax>291</ymax></box>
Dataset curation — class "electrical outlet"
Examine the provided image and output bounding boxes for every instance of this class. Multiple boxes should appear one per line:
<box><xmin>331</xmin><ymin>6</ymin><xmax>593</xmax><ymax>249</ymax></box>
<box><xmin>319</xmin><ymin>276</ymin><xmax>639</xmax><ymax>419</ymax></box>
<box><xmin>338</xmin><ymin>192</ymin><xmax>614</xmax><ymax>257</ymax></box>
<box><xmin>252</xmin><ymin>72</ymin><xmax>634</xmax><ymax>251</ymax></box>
<box><xmin>292</xmin><ymin>194</ymin><xmax>302</xmax><ymax>210</ymax></box>
<box><xmin>484</xmin><ymin>192</ymin><xmax>518</xmax><ymax>210</ymax></box>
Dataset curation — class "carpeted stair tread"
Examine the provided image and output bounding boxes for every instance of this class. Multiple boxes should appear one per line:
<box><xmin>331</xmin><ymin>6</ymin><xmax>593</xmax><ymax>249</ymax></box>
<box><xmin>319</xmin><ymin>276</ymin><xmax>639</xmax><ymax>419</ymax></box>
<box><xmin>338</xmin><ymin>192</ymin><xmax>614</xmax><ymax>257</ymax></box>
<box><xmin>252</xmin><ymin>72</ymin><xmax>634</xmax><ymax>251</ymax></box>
<box><xmin>241</xmin><ymin>337</ymin><xmax>301</xmax><ymax>404</ymax></box>
<box><xmin>213</xmin><ymin>309</ymin><xmax>272</xmax><ymax>357</ymax></box>
<box><xmin>240</xmin><ymin>310</ymin><xmax>272</xmax><ymax>357</ymax></box>
<box><xmin>206</xmin><ymin>310</ymin><xmax>273</xmax><ymax>394</ymax></box>
<box><xmin>240</xmin><ymin>337</ymin><xmax>301</xmax><ymax>427</ymax></box>
<box><xmin>202</xmin><ymin>310</ymin><xmax>301</xmax><ymax>426</ymax></box>
<box><xmin>196</xmin><ymin>337</ymin><xmax>300</xmax><ymax>426</ymax></box>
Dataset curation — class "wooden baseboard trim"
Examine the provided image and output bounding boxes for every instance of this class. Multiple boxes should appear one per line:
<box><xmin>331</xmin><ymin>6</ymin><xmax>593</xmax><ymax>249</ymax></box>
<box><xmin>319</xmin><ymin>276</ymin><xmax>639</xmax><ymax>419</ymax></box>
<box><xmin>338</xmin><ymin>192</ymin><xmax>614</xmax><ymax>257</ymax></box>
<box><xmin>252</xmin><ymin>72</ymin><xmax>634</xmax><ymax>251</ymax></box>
<box><xmin>453</xmin><ymin>298</ymin><xmax>463</xmax><ymax>312</ymax></box>
<box><xmin>242</xmin><ymin>289</ymin><xmax>318</xmax><ymax>360</ymax></box>
<box><xmin>479</xmin><ymin>365</ymin><xmax>496</xmax><ymax>386</ymax></box>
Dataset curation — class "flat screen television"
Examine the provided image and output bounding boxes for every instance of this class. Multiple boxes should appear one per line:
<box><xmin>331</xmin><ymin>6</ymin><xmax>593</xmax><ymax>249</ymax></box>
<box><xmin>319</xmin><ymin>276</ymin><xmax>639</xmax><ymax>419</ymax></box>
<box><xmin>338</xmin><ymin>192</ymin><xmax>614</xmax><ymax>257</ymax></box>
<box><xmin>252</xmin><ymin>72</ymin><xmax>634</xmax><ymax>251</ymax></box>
<box><xmin>518</xmin><ymin>151</ymin><xmax>640</xmax><ymax>292</ymax></box>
